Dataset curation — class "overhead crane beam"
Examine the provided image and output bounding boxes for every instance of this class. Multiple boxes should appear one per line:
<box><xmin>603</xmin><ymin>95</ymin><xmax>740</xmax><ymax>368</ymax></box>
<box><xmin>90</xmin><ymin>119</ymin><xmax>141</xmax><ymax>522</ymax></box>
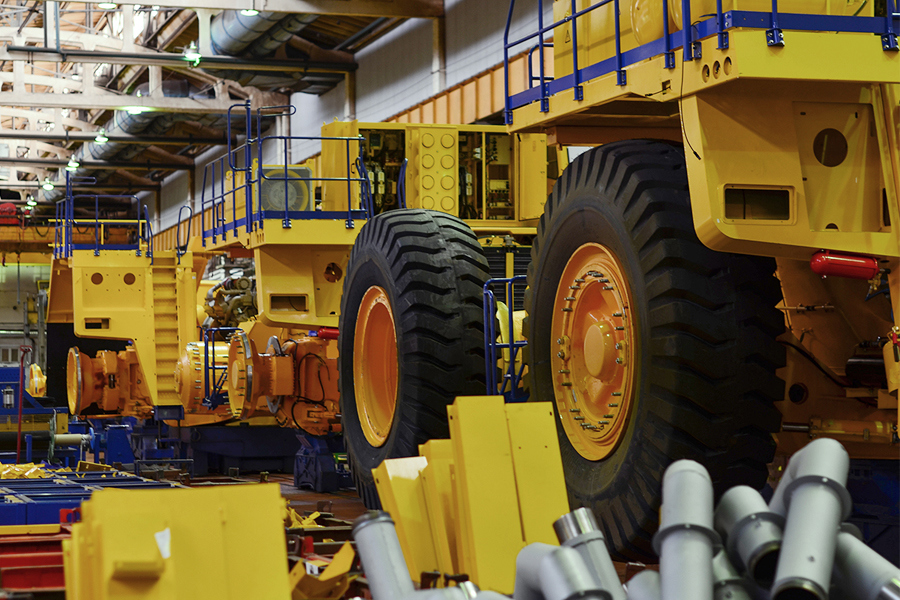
<box><xmin>24</xmin><ymin>0</ymin><xmax>444</xmax><ymax>18</ymax></box>
<box><xmin>0</xmin><ymin>157</ymin><xmax>193</xmax><ymax>171</ymax></box>
<box><xmin>0</xmin><ymin>92</ymin><xmax>236</xmax><ymax>113</ymax></box>
<box><xmin>1</xmin><ymin>46</ymin><xmax>357</xmax><ymax>74</ymax></box>
<box><xmin>0</xmin><ymin>131</ymin><xmax>235</xmax><ymax>146</ymax></box>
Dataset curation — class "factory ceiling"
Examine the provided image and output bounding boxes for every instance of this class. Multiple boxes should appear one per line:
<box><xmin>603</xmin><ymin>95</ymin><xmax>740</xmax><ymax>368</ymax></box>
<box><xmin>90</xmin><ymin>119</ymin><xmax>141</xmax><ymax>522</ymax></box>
<box><xmin>0</xmin><ymin>0</ymin><xmax>438</xmax><ymax>210</ymax></box>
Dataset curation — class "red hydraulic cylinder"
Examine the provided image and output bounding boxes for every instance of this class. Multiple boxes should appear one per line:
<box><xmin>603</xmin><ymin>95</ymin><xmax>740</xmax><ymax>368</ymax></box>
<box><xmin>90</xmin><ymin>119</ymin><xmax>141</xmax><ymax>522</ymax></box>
<box><xmin>316</xmin><ymin>327</ymin><xmax>339</xmax><ymax>340</ymax></box>
<box><xmin>809</xmin><ymin>251</ymin><xmax>879</xmax><ymax>280</ymax></box>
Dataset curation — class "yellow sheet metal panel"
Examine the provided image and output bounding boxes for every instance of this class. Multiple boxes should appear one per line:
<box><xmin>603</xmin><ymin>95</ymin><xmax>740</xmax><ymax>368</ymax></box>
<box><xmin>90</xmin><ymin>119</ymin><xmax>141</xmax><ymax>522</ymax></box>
<box><xmin>64</xmin><ymin>484</ymin><xmax>291</xmax><ymax>600</ymax></box>
<box><xmin>372</xmin><ymin>456</ymin><xmax>439</xmax><ymax>582</ymax></box>
<box><xmin>448</xmin><ymin>395</ymin><xmax>524</xmax><ymax>593</ymax></box>
<box><xmin>505</xmin><ymin>402</ymin><xmax>570</xmax><ymax>545</ymax></box>
<box><xmin>253</xmin><ymin>241</ymin><xmax>351</xmax><ymax>329</ymax></box>
<box><xmin>683</xmin><ymin>79</ymin><xmax>900</xmax><ymax>260</ymax></box>
<box><xmin>419</xmin><ymin>439</ymin><xmax>459</xmax><ymax>576</ymax></box>
<box><xmin>514</xmin><ymin>133</ymin><xmax>549</xmax><ymax>222</ymax></box>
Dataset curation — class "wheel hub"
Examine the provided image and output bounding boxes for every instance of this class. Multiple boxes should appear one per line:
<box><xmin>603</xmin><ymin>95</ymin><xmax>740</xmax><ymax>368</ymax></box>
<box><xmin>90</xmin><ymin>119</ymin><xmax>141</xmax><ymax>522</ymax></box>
<box><xmin>551</xmin><ymin>243</ymin><xmax>636</xmax><ymax>461</ymax></box>
<box><xmin>353</xmin><ymin>286</ymin><xmax>399</xmax><ymax>447</ymax></box>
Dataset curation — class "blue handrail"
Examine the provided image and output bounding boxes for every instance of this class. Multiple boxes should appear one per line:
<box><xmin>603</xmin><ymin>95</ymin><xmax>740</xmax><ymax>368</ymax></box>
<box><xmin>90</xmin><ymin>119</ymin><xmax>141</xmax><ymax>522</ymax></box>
<box><xmin>503</xmin><ymin>0</ymin><xmax>900</xmax><ymax>124</ymax></box>
<box><xmin>197</xmin><ymin>101</ymin><xmax>372</xmax><ymax>245</ymax></box>
<box><xmin>483</xmin><ymin>276</ymin><xmax>528</xmax><ymax>402</ymax></box>
<box><xmin>142</xmin><ymin>204</ymin><xmax>154</xmax><ymax>265</ymax></box>
<box><xmin>175</xmin><ymin>205</ymin><xmax>192</xmax><ymax>264</ymax></box>
<box><xmin>53</xmin><ymin>181</ymin><xmax>154</xmax><ymax>262</ymax></box>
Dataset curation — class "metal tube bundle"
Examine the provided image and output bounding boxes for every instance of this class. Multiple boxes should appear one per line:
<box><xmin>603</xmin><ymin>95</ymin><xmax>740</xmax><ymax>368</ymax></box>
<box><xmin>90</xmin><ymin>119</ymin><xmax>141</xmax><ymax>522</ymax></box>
<box><xmin>554</xmin><ymin>508</ymin><xmax>627</xmax><ymax>600</ymax></box>
<box><xmin>352</xmin><ymin>511</ymin><xmax>509</xmax><ymax>600</ymax></box>
<box><xmin>768</xmin><ymin>438</ymin><xmax>852</xmax><ymax>600</ymax></box>
<box><xmin>353</xmin><ymin>441</ymin><xmax>895</xmax><ymax>600</ymax></box>
<box><xmin>513</xmin><ymin>543</ymin><xmax>611</xmax><ymax>600</ymax></box>
<box><xmin>714</xmin><ymin>486</ymin><xmax>784</xmax><ymax>587</ymax></box>
<box><xmin>831</xmin><ymin>530</ymin><xmax>900</xmax><ymax>600</ymax></box>
<box><xmin>652</xmin><ymin>460</ymin><xmax>721</xmax><ymax>600</ymax></box>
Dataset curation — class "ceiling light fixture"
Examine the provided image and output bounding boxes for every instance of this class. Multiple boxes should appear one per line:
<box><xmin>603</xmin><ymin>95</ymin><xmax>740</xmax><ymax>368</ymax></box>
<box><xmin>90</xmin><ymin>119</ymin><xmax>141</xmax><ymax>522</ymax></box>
<box><xmin>66</xmin><ymin>158</ymin><xmax>80</xmax><ymax>172</ymax></box>
<box><xmin>182</xmin><ymin>41</ymin><xmax>202</xmax><ymax>63</ymax></box>
<box><xmin>240</xmin><ymin>1</ymin><xmax>259</xmax><ymax>17</ymax></box>
<box><xmin>125</xmin><ymin>106</ymin><xmax>147</xmax><ymax>115</ymax></box>
<box><xmin>97</xmin><ymin>2</ymin><xmax>118</xmax><ymax>9</ymax></box>
<box><xmin>94</xmin><ymin>129</ymin><xmax>109</xmax><ymax>144</ymax></box>
<box><xmin>26</xmin><ymin>196</ymin><xmax>37</xmax><ymax>207</ymax></box>
<box><xmin>41</xmin><ymin>178</ymin><xmax>54</xmax><ymax>191</ymax></box>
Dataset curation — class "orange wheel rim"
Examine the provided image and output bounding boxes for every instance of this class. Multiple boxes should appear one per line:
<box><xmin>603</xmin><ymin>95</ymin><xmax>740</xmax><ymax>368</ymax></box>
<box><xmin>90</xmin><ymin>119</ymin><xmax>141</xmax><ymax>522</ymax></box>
<box><xmin>354</xmin><ymin>286</ymin><xmax>399</xmax><ymax>447</ymax></box>
<box><xmin>550</xmin><ymin>243</ymin><xmax>637</xmax><ymax>461</ymax></box>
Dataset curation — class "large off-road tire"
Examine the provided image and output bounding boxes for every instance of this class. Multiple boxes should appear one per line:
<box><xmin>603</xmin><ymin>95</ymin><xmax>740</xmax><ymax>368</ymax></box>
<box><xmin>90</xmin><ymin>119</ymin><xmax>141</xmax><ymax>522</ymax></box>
<box><xmin>525</xmin><ymin>140</ymin><xmax>785</xmax><ymax>561</ymax></box>
<box><xmin>339</xmin><ymin>209</ymin><xmax>490</xmax><ymax>508</ymax></box>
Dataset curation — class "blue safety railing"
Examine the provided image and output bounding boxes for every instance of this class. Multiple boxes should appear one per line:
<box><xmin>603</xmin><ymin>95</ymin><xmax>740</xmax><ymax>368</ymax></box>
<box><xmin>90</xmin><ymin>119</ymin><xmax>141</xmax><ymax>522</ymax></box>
<box><xmin>199</xmin><ymin>101</ymin><xmax>374</xmax><ymax>246</ymax></box>
<box><xmin>503</xmin><ymin>0</ymin><xmax>899</xmax><ymax>124</ymax></box>
<box><xmin>484</xmin><ymin>276</ymin><xmax>528</xmax><ymax>402</ymax></box>
<box><xmin>175</xmin><ymin>205</ymin><xmax>192</xmax><ymax>264</ymax></box>
<box><xmin>53</xmin><ymin>172</ymin><xmax>155</xmax><ymax>264</ymax></box>
<box><xmin>201</xmin><ymin>327</ymin><xmax>239</xmax><ymax>409</ymax></box>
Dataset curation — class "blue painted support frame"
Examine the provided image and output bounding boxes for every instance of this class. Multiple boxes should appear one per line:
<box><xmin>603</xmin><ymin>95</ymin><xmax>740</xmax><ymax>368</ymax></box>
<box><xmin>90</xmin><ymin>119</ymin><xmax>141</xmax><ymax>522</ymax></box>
<box><xmin>483</xmin><ymin>276</ymin><xmax>528</xmax><ymax>401</ymax></box>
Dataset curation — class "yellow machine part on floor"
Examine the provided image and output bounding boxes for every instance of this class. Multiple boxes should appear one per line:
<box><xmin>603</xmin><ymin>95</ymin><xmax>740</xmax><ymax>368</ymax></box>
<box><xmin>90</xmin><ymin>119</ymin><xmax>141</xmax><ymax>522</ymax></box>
<box><xmin>373</xmin><ymin>396</ymin><xmax>569</xmax><ymax>594</ymax></box>
<box><xmin>62</xmin><ymin>483</ymin><xmax>291</xmax><ymax>600</ymax></box>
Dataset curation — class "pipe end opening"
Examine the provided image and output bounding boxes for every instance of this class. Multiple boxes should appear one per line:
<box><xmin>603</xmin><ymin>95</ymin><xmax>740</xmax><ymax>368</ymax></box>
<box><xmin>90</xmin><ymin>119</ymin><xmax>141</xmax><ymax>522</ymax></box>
<box><xmin>750</xmin><ymin>548</ymin><xmax>780</xmax><ymax>588</ymax></box>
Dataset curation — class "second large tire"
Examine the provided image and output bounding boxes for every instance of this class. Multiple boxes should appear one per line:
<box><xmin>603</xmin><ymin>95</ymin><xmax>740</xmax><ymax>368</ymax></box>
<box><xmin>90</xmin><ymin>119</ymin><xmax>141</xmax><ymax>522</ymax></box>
<box><xmin>525</xmin><ymin>140</ymin><xmax>786</xmax><ymax>561</ymax></box>
<box><xmin>338</xmin><ymin>209</ymin><xmax>490</xmax><ymax>508</ymax></box>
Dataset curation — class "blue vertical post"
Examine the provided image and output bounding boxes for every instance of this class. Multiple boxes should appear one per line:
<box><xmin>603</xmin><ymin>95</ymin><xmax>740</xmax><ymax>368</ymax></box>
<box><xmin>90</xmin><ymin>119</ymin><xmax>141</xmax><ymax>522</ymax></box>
<box><xmin>483</xmin><ymin>285</ymin><xmax>495</xmax><ymax>395</ymax></box>
<box><xmin>884</xmin><ymin>0</ymin><xmax>898</xmax><ymax>50</ymax></box>
<box><xmin>344</xmin><ymin>140</ymin><xmax>353</xmax><ymax>229</ymax></box>
<box><xmin>538</xmin><ymin>0</ymin><xmax>549</xmax><ymax>112</ymax></box>
<box><xmin>682</xmin><ymin>0</ymin><xmax>693</xmax><ymax>61</ymax></box>
<box><xmin>200</xmin><ymin>167</ymin><xmax>208</xmax><ymax>247</ymax></box>
<box><xmin>570</xmin><ymin>0</ymin><xmax>583</xmax><ymax>99</ymax></box>
<box><xmin>767</xmin><ymin>0</ymin><xmax>784</xmax><ymax>45</ymax></box>
<box><xmin>614</xmin><ymin>0</ymin><xmax>626</xmax><ymax>85</ymax></box>
<box><xmin>244</xmin><ymin>100</ymin><xmax>253</xmax><ymax>233</ymax></box>
<box><xmin>663</xmin><ymin>0</ymin><xmax>675</xmax><ymax>68</ymax></box>
<box><xmin>283</xmin><ymin>136</ymin><xmax>291</xmax><ymax>228</ymax></box>
<box><xmin>94</xmin><ymin>196</ymin><xmax>100</xmax><ymax>256</ymax></box>
<box><xmin>25</xmin><ymin>434</ymin><xmax>32</xmax><ymax>463</ymax></box>
<box><xmin>716</xmin><ymin>0</ymin><xmax>728</xmax><ymax>49</ymax></box>
<box><xmin>503</xmin><ymin>0</ymin><xmax>516</xmax><ymax>124</ymax></box>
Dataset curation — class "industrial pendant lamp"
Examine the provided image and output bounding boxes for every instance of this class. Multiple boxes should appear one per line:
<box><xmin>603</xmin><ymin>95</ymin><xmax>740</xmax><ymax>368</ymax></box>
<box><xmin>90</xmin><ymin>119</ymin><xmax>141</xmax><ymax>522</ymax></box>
<box><xmin>240</xmin><ymin>0</ymin><xmax>259</xmax><ymax>16</ymax></box>
<box><xmin>41</xmin><ymin>178</ymin><xmax>54</xmax><ymax>191</ymax></box>
<box><xmin>94</xmin><ymin>128</ymin><xmax>109</xmax><ymax>144</ymax></box>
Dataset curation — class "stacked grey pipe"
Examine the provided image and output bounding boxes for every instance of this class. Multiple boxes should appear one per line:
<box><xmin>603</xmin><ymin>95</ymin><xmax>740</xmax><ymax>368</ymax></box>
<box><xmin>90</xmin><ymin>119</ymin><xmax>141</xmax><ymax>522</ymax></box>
<box><xmin>352</xmin><ymin>439</ymin><xmax>899</xmax><ymax>600</ymax></box>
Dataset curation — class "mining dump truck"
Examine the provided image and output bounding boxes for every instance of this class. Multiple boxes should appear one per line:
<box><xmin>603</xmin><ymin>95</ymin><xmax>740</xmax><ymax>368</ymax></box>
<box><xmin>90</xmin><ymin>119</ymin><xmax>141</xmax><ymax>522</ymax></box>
<box><xmin>496</xmin><ymin>0</ymin><xmax>899</xmax><ymax>560</ymax></box>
